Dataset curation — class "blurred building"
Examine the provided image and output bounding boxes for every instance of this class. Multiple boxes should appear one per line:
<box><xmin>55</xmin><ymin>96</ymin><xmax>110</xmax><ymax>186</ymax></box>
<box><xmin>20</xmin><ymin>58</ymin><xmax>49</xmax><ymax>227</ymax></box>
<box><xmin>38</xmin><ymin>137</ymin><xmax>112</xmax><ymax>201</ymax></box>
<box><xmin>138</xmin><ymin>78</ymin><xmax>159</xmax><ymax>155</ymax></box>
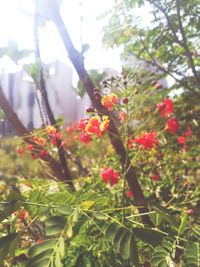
<box><xmin>0</xmin><ymin>60</ymin><xmax>90</xmax><ymax>132</ymax></box>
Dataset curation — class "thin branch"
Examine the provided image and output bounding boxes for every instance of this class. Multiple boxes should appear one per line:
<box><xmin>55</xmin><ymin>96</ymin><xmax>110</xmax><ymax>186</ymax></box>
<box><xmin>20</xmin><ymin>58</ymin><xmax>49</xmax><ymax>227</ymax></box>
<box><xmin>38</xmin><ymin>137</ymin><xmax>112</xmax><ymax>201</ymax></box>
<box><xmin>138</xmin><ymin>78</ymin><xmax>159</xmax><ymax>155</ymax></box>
<box><xmin>148</xmin><ymin>0</ymin><xmax>200</xmax><ymax>90</ymax></box>
<box><xmin>135</xmin><ymin>37</ymin><xmax>200</xmax><ymax>97</ymax></box>
<box><xmin>34</xmin><ymin>11</ymin><xmax>74</xmax><ymax>190</ymax></box>
<box><xmin>175</xmin><ymin>0</ymin><xmax>200</xmax><ymax>87</ymax></box>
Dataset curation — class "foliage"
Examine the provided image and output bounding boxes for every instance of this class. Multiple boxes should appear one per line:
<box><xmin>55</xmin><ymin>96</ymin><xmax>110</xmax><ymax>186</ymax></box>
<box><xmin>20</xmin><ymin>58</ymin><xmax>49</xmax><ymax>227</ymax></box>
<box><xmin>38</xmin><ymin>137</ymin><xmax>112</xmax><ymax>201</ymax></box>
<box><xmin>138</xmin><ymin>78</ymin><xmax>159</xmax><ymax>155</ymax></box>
<box><xmin>0</xmin><ymin>0</ymin><xmax>199</xmax><ymax>266</ymax></box>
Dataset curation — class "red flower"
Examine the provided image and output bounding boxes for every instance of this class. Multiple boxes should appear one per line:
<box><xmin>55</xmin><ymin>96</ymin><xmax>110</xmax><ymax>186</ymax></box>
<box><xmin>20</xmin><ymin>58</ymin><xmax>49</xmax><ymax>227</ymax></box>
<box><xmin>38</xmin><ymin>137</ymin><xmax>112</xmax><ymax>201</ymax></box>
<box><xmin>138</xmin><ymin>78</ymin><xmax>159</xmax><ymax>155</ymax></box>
<box><xmin>78</xmin><ymin>119</ymin><xmax>89</xmax><ymax>131</ymax></box>
<box><xmin>80</xmin><ymin>132</ymin><xmax>92</xmax><ymax>144</ymax></box>
<box><xmin>152</xmin><ymin>174</ymin><xmax>161</xmax><ymax>181</ymax></box>
<box><xmin>55</xmin><ymin>131</ymin><xmax>62</xmax><ymax>140</ymax></box>
<box><xmin>127</xmin><ymin>190</ymin><xmax>133</xmax><ymax>198</ymax></box>
<box><xmin>101</xmin><ymin>167</ymin><xmax>119</xmax><ymax>187</ymax></box>
<box><xmin>31</xmin><ymin>153</ymin><xmax>38</xmax><ymax>159</ymax></box>
<box><xmin>178</xmin><ymin>136</ymin><xmax>187</xmax><ymax>144</ymax></box>
<box><xmin>51</xmin><ymin>138</ymin><xmax>57</xmax><ymax>145</ymax></box>
<box><xmin>17</xmin><ymin>148</ymin><xmax>25</xmax><ymax>155</ymax></box>
<box><xmin>184</xmin><ymin>127</ymin><xmax>192</xmax><ymax>137</ymax></box>
<box><xmin>27</xmin><ymin>144</ymin><xmax>33</xmax><ymax>151</ymax></box>
<box><xmin>134</xmin><ymin>132</ymin><xmax>158</xmax><ymax>150</ymax></box>
<box><xmin>13</xmin><ymin>210</ymin><xmax>27</xmax><ymax>221</ymax></box>
<box><xmin>157</xmin><ymin>98</ymin><xmax>174</xmax><ymax>118</ymax></box>
<box><xmin>19</xmin><ymin>210</ymin><xmax>27</xmax><ymax>220</ymax></box>
<box><xmin>40</xmin><ymin>149</ymin><xmax>47</xmax><ymax>157</ymax></box>
<box><xmin>166</xmin><ymin>118</ymin><xmax>179</xmax><ymax>134</ymax></box>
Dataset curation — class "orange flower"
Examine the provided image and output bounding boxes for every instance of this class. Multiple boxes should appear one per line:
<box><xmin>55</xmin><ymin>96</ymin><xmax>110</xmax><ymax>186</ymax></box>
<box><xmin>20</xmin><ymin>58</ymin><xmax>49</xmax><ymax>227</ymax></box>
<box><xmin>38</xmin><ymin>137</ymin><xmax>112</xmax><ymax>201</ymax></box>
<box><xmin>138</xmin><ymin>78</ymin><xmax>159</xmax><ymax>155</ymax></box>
<box><xmin>34</xmin><ymin>137</ymin><xmax>46</xmax><ymax>146</ymax></box>
<box><xmin>85</xmin><ymin>116</ymin><xmax>102</xmax><ymax>136</ymax></box>
<box><xmin>101</xmin><ymin>93</ymin><xmax>118</xmax><ymax>110</ymax></box>
<box><xmin>46</xmin><ymin>125</ymin><xmax>57</xmax><ymax>136</ymax></box>
<box><xmin>79</xmin><ymin>116</ymin><xmax>109</xmax><ymax>142</ymax></box>
<box><xmin>100</xmin><ymin>116</ymin><xmax>110</xmax><ymax>132</ymax></box>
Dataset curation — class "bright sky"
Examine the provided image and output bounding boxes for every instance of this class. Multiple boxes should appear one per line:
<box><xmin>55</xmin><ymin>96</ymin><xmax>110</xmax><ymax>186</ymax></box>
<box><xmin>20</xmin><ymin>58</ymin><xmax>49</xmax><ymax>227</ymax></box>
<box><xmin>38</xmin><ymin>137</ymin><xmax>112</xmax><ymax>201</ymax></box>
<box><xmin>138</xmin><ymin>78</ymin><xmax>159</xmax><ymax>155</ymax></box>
<box><xmin>0</xmin><ymin>0</ymin><xmax>122</xmax><ymax>74</ymax></box>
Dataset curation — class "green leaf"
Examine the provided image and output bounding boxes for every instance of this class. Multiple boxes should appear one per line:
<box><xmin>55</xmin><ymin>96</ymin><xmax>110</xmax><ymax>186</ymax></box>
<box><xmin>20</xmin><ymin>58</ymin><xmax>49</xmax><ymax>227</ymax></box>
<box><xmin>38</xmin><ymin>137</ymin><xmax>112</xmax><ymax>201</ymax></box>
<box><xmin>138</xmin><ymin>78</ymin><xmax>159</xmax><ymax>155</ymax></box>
<box><xmin>105</xmin><ymin>223</ymin><xmax>121</xmax><ymax>242</ymax></box>
<box><xmin>45</xmin><ymin>216</ymin><xmax>66</xmax><ymax>236</ymax></box>
<box><xmin>95</xmin><ymin>196</ymin><xmax>109</xmax><ymax>207</ymax></box>
<box><xmin>29</xmin><ymin>239</ymin><xmax>58</xmax><ymax>257</ymax></box>
<box><xmin>93</xmin><ymin>211</ymin><xmax>108</xmax><ymax>220</ymax></box>
<box><xmin>130</xmin><ymin>233</ymin><xmax>139</xmax><ymax>267</ymax></box>
<box><xmin>133</xmin><ymin>227</ymin><xmax>164</xmax><ymax>246</ymax></box>
<box><xmin>81</xmin><ymin>200</ymin><xmax>95</xmax><ymax>210</ymax></box>
<box><xmin>118</xmin><ymin>230</ymin><xmax>132</xmax><ymax>259</ymax></box>
<box><xmin>46</xmin><ymin>225</ymin><xmax>65</xmax><ymax>236</ymax></box>
<box><xmin>66</xmin><ymin>223</ymin><xmax>73</xmax><ymax>238</ymax></box>
<box><xmin>192</xmin><ymin>226</ymin><xmax>200</xmax><ymax>239</ymax></box>
<box><xmin>152</xmin><ymin>205</ymin><xmax>179</xmax><ymax>228</ymax></box>
<box><xmin>151</xmin><ymin>240</ymin><xmax>174</xmax><ymax>267</ymax></box>
<box><xmin>59</xmin><ymin>237</ymin><xmax>65</xmax><ymax>258</ymax></box>
<box><xmin>29</xmin><ymin>258</ymin><xmax>50</xmax><ymax>267</ymax></box>
<box><xmin>113</xmin><ymin>227</ymin><xmax>127</xmax><ymax>252</ymax></box>
<box><xmin>55</xmin><ymin>249</ymin><xmax>62</xmax><ymax>267</ymax></box>
<box><xmin>29</xmin><ymin>189</ymin><xmax>40</xmax><ymax>202</ymax></box>
<box><xmin>27</xmin><ymin>249</ymin><xmax>53</xmax><ymax>267</ymax></box>
<box><xmin>57</xmin><ymin>205</ymin><xmax>73</xmax><ymax>215</ymax></box>
<box><xmin>178</xmin><ymin>213</ymin><xmax>188</xmax><ymax>235</ymax></box>
<box><xmin>46</xmin><ymin>216</ymin><xmax>66</xmax><ymax>227</ymax></box>
<box><xmin>0</xmin><ymin>199</ymin><xmax>20</xmax><ymax>222</ymax></box>
<box><xmin>184</xmin><ymin>242</ymin><xmax>200</xmax><ymax>266</ymax></box>
<box><xmin>72</xmin><ymin>207</ymin><xmax>79</xmax><ymax>223</ymax></box>
<box><xmin>0</xmin><ymin>233</ymin><xmax>19</xmax><ymax>262</ymax></box>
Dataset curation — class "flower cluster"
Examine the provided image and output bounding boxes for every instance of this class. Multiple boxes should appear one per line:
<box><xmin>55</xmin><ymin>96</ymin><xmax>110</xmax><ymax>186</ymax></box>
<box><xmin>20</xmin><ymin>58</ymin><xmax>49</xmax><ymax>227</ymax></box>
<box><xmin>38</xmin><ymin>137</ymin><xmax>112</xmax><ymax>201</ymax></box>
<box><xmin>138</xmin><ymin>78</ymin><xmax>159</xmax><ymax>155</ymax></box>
<box><xmin>101</xmin><ymin>167</ymin><xmax>119</xmax><ymax>186</ymax></box>
<box><xmin>101</xmin><ymin>93</ymin><xmax>118</xmax><ymax>110</ymax></box>
<box><xmin>157</xmin><ymin>98</ymin><xmax>192</xmax><ymax>149</ymax></box>
<box><xmin>133</xmin><ymin>132</ymin><xmax>158</xmax><ymax>150</ymax></box>
<box><xmin>17</xmin><ymin>125</ymin><xmax>65</xmax><ymax>159</ymax></box>
<box><xmin>79</xmin><ymin>116</ymin><xmax>110</xmax><ymax>143</ymax></box>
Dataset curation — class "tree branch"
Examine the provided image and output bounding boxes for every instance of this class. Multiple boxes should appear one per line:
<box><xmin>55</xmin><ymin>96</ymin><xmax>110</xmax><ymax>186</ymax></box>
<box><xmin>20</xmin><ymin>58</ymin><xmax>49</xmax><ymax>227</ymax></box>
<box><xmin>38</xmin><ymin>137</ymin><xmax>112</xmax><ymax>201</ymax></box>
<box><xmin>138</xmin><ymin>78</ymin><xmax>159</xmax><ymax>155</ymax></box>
<box><xmin>0</xmin><ymin>85</ymin><xmax>71</xmax><ymax>183</ymax></box>
<box><xmin>34</xmin><ymin>11</ymin><xmax>74</xmax><ymax>190</ymax></box>
<box><xmin>137</xmin><ymin>36</ymin><xmax>200</xmax><ymax>97</ymax></box>
<box><xmin>175</xmin><ymin>0</ymin><xmax>200</xmax><ymax>88</ymax></box>
<box><xmin>48</xmin><ymin>0</ymin><xmax>153</xmax><ymax>226</ymax></box>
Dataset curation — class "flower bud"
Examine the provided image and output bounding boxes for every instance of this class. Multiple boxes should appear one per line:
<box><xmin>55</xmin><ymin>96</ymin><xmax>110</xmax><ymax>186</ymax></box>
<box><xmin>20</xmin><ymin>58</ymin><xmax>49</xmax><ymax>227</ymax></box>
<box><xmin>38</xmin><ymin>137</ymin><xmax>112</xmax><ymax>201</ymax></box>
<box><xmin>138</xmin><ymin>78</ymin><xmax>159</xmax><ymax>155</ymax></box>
<box><xmin>86</xmin><ymin>107</ymin><xmax>95</xmax><ymax>113</ymax></box>
<box><xmin>122</xmin><ymin>97</ymin><xmax>129</xmax><ymax>104</ymax></box>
